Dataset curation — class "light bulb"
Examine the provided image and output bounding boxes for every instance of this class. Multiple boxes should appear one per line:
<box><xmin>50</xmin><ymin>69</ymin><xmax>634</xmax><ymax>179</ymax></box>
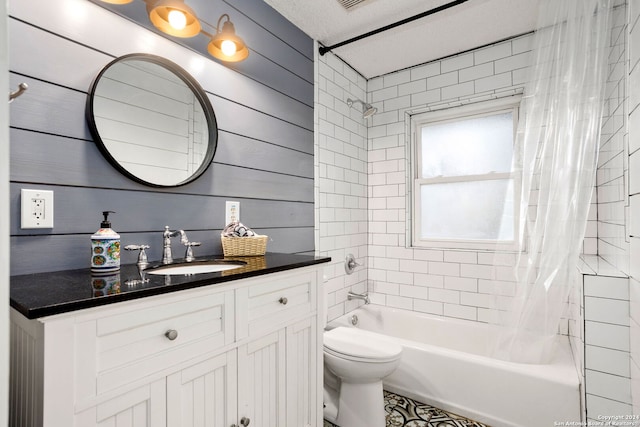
<box><xmin>168</xmin><ymin>9</ymin><xmax>187</xmax><ymax>30</ymax></box>
<box><xmin>221</xmin><ymin>40</ymin><xmax>237</xmax><ymax>56</ymax></box>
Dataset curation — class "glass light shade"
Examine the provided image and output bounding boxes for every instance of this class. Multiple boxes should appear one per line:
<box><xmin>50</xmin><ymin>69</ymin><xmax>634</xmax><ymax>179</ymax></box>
<box><xmin>167</xmin><ymin>9</ymin><xmax>187</xmax><ymax>30</ymax></box>
<box><xmin>221</xmin><ymin>40</ymin><xmax>237</xmax><ymax>56</ymax></box>
<box><xmin>147</xmin><ymin>0</ymin><xmax>201</xmax><ymax>38</ymax></box>
<box><xmin>207</xmin><ymin>18</ymin><xmax>249</xmax><ymax>62</ymax></box>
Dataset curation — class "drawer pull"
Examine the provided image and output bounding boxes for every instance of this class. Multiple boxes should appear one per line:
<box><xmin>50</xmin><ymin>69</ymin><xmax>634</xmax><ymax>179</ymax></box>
<box><xmin>164</xmin><ymin>329</ymin><xmax>178</xmax><ymax>340</ymax></box>
<box><xmin>278</xmin><ymin>297</ymin><xmax>288</xmax><ymax>305</ymax></box>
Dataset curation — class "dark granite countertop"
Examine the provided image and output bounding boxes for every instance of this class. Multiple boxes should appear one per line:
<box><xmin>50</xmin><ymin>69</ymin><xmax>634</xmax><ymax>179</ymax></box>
<box><xmin>10</xmin><ymin>253</ymin><xmax>330</xmax><ymax>319</ymax></box>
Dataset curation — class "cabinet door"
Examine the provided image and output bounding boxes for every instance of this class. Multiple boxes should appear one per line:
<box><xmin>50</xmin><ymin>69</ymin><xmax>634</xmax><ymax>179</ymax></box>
<box><xmin>167</xmin><ymin>350</ymin><xmax>237</xmax><ymax>427</ymax></box>
<box><xmin>286</xmin><ymin>317</ymin><xmax>319</xmax><ymax>427</ymax></box>
<box><xmin>237</xmin><ymin>329</ymin><xmax>287</xmax><ymax>427</ymax></box>
<box><xmin>74</xmin><ymin>378</ymin><xmax>166</xmax><ymax>427</ymax></box>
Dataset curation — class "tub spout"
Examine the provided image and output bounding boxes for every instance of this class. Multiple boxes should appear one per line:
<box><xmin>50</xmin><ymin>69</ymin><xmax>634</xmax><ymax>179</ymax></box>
<box><xmin>347</xmin><ymin>291</ymin><xmax>370</xmax><ymax>304</ymax></box>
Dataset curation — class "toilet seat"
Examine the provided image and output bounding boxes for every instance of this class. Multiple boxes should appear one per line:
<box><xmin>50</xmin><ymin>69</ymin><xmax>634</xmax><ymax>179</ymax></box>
<box><xmin>323</xmin><ymin>327</ymin><xmax>402</xmax><ymax>363</ymax></box>
<box><xmin>324</xmin><ymin>346</ymin><xmax>399</xmax><ymax>363</ymax></box>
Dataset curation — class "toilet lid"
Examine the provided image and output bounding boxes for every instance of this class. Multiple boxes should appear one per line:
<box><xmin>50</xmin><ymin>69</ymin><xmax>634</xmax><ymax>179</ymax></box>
<box><xmin>323</xmin><ymin>327</ymin><xmax>402</xmax><ymax>361</ymax></box>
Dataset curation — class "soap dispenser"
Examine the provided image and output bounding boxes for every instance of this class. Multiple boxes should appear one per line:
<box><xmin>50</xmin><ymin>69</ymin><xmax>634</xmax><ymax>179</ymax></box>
<box><xmin>91</xmin><ymin>211</ymin><xmax>121</xmax><ymax>274</ymax></box>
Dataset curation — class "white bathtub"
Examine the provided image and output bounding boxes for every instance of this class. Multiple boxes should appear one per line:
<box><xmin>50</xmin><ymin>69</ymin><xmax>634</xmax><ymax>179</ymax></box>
<box><xmin>327</xmin><ymin>305</ymin><xmax>581</xmax><ymax>427</ymax></box>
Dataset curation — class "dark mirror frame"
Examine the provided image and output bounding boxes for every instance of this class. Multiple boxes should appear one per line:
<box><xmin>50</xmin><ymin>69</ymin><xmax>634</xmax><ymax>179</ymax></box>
<box><xmin>86</xmin><ymin>53</ymin><xmax>218</xmax><ymax>188</ymax></box>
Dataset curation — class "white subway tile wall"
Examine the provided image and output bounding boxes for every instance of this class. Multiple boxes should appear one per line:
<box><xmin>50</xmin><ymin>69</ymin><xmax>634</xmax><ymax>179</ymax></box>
<box><xmin>599</xmin><ymin>2</ymin><xmax>631</xmax><ymax>274</ymax></box>
<box><xmin>317</xmin><ymin>32</ymin><xmax>599</xmax><ymax>325</ymax></box>
<box><xmin>629</xmin><ymin>0</ymin><xmax>640</xmax><ymax>415</ymax></box>
<box><xmin>571</xmin><ymin>2</ymin><xmax>637</xmax><ymax>420</ymax></box>
<box><xmin>583</xmin><ymin>274</ymin><xmax>632</xmax><ymax>418</ymax></box>
<box><xmin>365</xmin><ymin>34</ymin><xmax>535</xmax><ymax>322</ymax></box>
<box><xmin>568</xmin><ymin>270</ymin><xmax>585</xmax><ymax>416</ymax></box>
<box><xmin>315</xmin><ymin>45</ymin><xmax>369</xmax><ymax>323</ymax></box>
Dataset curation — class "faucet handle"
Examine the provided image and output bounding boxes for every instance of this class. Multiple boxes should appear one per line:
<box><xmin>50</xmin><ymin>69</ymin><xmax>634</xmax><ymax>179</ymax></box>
<box><xmin>124</xmin><ymin>244</ymin><xmax>150</xmax><ymax>266</ymax></box>
<box><xmin>184</xmin><ymin>241</ymin><xmax>201</xmax><ymax>262</ymax></box>
<box><xmin>125</xmin><ymin>244</ymin><xmax>150</xmax><ymax>250</ymax></box>
<box><xmin>345</xmin><ymin>253</ymin><xmax>361</xmax><ymax>275</ymax></box>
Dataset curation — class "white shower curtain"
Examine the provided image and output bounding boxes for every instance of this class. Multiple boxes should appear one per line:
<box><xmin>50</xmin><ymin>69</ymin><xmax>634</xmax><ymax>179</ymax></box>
<box><xmin>492</xmin><ymin>0</ymin><xmax>612</xmax><ymax>364</ymax></box>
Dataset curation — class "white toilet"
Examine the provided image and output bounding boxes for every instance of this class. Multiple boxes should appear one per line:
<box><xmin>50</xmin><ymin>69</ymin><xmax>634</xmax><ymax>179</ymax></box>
<box><xmin>323</xmin><ymin>326</ymin><xmax>403</xmax><ymax>427</ymax></box>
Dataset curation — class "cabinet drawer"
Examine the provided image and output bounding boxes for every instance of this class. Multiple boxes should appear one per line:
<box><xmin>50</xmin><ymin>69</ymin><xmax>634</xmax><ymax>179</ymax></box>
<box><xmin>75</xmin><ymin>289</ymin><xmax>234</xmax><ymax>399</ymax></box>
<box><xmin>238</xmin><ymin>271</ymin><xmax>316</xmax><ymax>338</ymax></box>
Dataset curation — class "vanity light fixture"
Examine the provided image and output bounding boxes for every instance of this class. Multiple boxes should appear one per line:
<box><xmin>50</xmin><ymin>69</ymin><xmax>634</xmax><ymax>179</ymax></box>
<box><xmin>206</xmin><ymin>14</ymin><xmax>249</xmax><ymax>62</ymax></box>
<box><xmin>146</xmin><ymin>0</ymin><xmax>201</xmax><ymax>38</ymax></box>
<box><xmin>99</xmin><ymin>1</ymin><xmax>250</xmax><ymax>62</ymax></box>
<box><xmin>347</xmin><ymin>98</ymin><xmax>377</xmax><ymax>118</ymax></box>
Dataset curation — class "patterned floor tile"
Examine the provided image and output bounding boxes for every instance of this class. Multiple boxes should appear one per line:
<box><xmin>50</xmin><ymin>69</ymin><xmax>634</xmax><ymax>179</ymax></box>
<box><xmin>323</xmin><ymin>390</ymin><xmax>489</xmax><ymax>427</ymax></box>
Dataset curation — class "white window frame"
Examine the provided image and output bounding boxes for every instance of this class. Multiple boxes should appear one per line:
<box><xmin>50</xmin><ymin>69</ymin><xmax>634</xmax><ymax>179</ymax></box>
<box><xmin>410</xmin><ymin>96</ymin><xmax>522</xmax><ymax>251</ymax></box>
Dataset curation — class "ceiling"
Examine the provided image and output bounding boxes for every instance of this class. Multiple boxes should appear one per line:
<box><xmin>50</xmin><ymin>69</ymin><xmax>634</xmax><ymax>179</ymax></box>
<box><xmin>264</xmin><ymin>0</ymin><xmax>541</xmax><ymax>79</ymax></box>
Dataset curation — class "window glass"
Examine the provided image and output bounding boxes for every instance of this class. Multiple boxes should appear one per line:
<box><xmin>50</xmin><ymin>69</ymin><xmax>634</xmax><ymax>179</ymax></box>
<box><xmin>420</xmin><ymin>112</ymin><xmax>514</xmax><ymax>178</ymax></box>
<box><xmin>411</xmin><ymin>98</ymin><xmax>520</xmax><ymax>250</ymax></box>
<box><xmin>419</xmin><ymin>179</ymin><xmax>514</xmax><ymax>241</ymax></box>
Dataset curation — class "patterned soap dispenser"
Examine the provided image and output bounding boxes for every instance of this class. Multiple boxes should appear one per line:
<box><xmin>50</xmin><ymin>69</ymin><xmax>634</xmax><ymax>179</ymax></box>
<box><xmin>91</xmin><ymin>211</ymin><xmax>121</xmax><ymax>274</ymax></box>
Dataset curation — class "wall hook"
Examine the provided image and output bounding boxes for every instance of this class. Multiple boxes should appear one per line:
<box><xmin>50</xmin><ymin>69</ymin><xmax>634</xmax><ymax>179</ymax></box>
<box><xmin>8</xmin><ymin>83</ymin><xmax>28</xmax><ymax>103</ymax></box>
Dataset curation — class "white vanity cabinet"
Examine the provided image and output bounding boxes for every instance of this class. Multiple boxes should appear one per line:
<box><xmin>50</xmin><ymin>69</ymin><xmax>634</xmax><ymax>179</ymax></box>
<box><xmin>10</xmin><ymin>266</ymin><xmax>323</xmax><ymax>427</ymax></box>
<box><xmin>166</xmin><ymin>350</ymin><xmax>238</xmax><ymax>426</ymax></box>
<box><xmin>236</xmin><ymin>317</ymin><xmax>317</xmax><ymax>427</ymax></box>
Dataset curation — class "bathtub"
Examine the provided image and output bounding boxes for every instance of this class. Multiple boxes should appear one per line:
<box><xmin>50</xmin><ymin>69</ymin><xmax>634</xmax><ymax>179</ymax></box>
<box><xmin>327</xmin><ymin>305</ymin><xmax>581</xmax><ymax>427</ymax></box>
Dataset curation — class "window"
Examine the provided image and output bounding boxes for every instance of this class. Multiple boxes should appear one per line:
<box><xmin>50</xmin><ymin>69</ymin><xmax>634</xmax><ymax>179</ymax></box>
<box><xmin>410</xmin><ymin>97</ymin><xmax>520</xmax><ymax>251</ymax></box>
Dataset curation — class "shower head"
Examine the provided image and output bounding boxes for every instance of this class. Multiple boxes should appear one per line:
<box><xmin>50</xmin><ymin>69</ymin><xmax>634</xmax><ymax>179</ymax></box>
<box><xmin>362</xmin><ymin>104</ymin><xmax>377</xmax><ymax>118</ymax></box>
<box><xmin>347</xmin><ymin>98</ymin><xmax>377</xmax><ymax>118</ymax></box>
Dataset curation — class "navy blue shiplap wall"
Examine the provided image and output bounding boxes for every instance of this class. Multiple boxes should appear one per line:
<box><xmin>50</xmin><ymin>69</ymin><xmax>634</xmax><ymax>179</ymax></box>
<box><xmin>8</xmin><ymin>0</ymin><xmax>314</xmax><ymax>275</ymax></box>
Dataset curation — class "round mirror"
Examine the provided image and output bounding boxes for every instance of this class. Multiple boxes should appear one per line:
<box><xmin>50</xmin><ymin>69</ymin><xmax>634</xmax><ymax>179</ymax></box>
<box><xmin>86</xmin><ymin>53</ymin><xmax>218</xmax><ymax>187</ymax></box>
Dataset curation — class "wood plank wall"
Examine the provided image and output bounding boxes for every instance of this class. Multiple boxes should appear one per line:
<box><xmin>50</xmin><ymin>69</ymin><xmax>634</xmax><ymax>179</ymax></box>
<box><xmin>8</xmin><ymin>0</ymin><xmax>314</xmax><ymax>275</ymax></box>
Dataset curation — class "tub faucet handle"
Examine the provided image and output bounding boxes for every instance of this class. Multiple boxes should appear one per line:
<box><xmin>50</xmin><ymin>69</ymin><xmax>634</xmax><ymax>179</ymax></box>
<box><xmin>345</xmin><ymin>253</ymin><xmax>361</xmax><ymax>275</ymax></box>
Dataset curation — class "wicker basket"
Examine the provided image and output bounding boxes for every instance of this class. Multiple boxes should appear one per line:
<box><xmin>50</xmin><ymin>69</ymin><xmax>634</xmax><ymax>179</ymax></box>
<box><xmin>221</xmin><ymin>235</ymin><xmax>268</xmax><ymax>256</ymax></box>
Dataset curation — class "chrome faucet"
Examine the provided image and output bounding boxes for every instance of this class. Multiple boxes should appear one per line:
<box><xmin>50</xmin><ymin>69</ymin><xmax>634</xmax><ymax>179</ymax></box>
<box><xmin>124</xmin><ymin>244</ymin><xmax>150</xmax><ymax>268</ymax></box>
<box><xmin>347</xmin><ymin>291</ymin><xmax>370</xmax><ymax>304</ymax></box>
<box><xmin>162</xmin><ymin>226</ymin><xmax>188</xmax><ymax>264</ymax></box>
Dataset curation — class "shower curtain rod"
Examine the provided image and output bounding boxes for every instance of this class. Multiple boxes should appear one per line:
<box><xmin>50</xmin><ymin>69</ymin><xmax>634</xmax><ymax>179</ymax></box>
<box><xmin>318</xmin><ymin>0</ymin><xmax>470</xmax><ymax>56</ymax></box>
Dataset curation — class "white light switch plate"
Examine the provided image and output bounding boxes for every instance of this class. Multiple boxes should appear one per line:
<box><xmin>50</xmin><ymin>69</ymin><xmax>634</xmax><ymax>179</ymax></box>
<box><xmin>225</xmin><ymin>201</ymin><xmax>239</xmax><ymax>225</ymax></box>
<box><xmin>21</xmin><ymin>189</ymin><xmax>54</xmax><ymax>229</ymax></box>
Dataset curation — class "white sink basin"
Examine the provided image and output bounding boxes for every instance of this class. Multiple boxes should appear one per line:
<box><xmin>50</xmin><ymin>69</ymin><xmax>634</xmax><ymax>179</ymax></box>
<box><xmin>146</xmin><ymin>260</ymin><xmax>246</xmax><ymax>276</ymax></box>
